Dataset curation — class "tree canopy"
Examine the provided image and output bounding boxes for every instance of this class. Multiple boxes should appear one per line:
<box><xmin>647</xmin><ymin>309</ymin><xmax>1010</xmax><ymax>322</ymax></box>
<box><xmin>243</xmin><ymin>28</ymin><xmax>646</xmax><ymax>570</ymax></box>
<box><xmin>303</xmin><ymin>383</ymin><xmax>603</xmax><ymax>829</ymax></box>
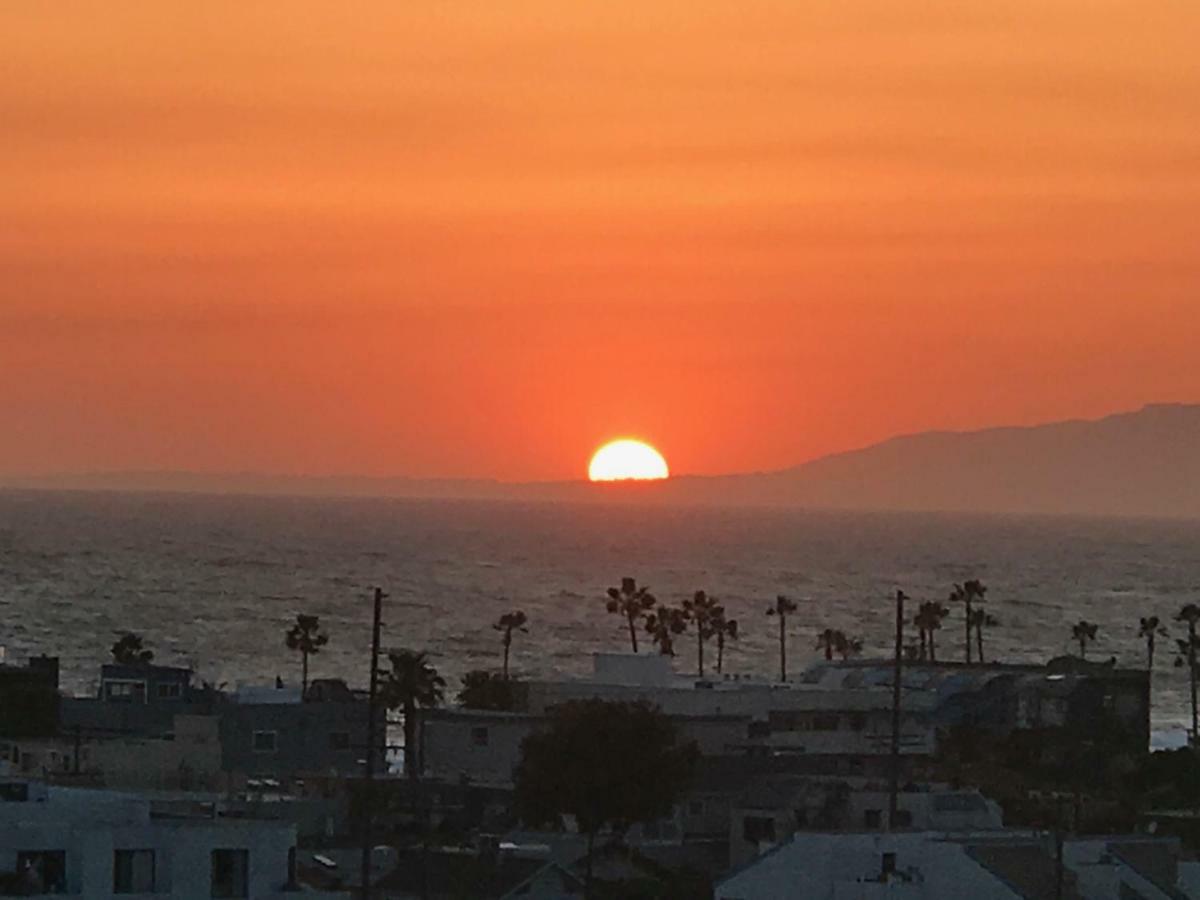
<box><xmin>514</xmin><ymin>699</ymin><xmax>697</xmax><ymax>839</ymax></box>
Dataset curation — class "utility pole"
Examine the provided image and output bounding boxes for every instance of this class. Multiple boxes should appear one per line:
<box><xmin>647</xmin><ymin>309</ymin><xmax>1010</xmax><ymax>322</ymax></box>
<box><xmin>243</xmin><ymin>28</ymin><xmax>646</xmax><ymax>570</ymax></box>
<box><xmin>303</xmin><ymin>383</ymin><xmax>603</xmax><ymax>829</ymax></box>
<box><xmin>889</xmin><ymin>589</ymin><xmax>907</xmax><ymax>830</ymax></box>
<box><xmin>360</xmin><ymin>587</ymin><xmax>386</xmax><ymax>900</ymax></box>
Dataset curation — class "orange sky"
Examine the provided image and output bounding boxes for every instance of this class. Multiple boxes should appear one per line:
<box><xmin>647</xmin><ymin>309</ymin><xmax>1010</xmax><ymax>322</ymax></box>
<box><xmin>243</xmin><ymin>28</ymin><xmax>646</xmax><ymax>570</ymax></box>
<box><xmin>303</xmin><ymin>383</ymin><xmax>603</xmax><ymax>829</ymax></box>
<box><xmin>2</xmin><ymin>1</ymin><xmax>1198</xmax><ymax>481</ymax></box>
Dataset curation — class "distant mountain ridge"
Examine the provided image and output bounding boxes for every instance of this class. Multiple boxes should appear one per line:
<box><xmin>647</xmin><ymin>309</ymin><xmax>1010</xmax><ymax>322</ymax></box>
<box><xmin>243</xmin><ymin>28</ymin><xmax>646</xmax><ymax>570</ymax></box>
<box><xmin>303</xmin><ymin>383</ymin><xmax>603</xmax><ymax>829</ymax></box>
<box><xmin>6</xmin><ymin>403</ymin><xmax>1200</xmax><ymax>519</ymax></box>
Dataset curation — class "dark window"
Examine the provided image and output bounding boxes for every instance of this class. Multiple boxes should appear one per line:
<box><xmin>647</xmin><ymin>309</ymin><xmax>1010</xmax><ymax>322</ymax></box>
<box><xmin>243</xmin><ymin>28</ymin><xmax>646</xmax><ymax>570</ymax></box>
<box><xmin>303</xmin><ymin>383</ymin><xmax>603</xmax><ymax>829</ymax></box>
<box><xmin>849</xmin><ymin>714</ymin><xmax>866</xmax><ymax>731</ymax></box>
<box><xmin>882</xmin><ymin>852</ymin><xmax>897</xmax><ymax>877</ymax></box>
<box><xmin>106</xmin><ymin>681</ymin><xmax>146</xmax><ymax>703</ymax></box>
<box><xmin>211</xmin><ymin>849</ymin><xmax>249</xmax><ymax>898</ymax></box>
<box><xmin>893</xmin><ymin>809</ymin><xmax>913</xmax><ymax>827</ymax></box>
<box><xmin>747</xmin><ymin>721</ymin><xmax>770</xmax><ymax>739</ymax></box>
<box><xmin>114</xmin><ymin>849</ymin><xmax>155</xmax><ymax>894</ymax></box>
<box><xmin>794</xmin><ymin>807</ymin><xmax>809</xmax><ymax>828</ymax></box>
<box><xmin>16</xmin><ymin>850</ymin><xmax>67</xmax><ymax>894</ymax></box>
<box><xmin>812</xmin><ymin>714</ymin><xmax>839</xmax><ymax>731</ymax></box>
<box><xmin>287</xmin><ymin>847</ymin><xmax>297</xmax><ymax>888</ymax></box>
<box><xmin>329</xmin><ymin>731</ymin><xmax>351</xmax><ymax>751</ymax></box>
<box><xmin>471</xmin><ymin>726</ymin><xmax>489</xmax><ymax>747</ymax></box>
<box><xmin>157</xmin><ymin>683</ymin><xmax>181</xmax><ymax>699</ymax></box>
<box><xmin>742</xmin><ymin>816</ymin><xmax>777</xmax><ymax>843</ymax></box>
<box><xmin>864</xmin><ymin>809</ymin><xmax>883</xmax><ymax>829</ymax></box>
<box><xmin>252</xmin><ymin>731</ymin><xmax>277</xmax><ymax>753</ymax></box>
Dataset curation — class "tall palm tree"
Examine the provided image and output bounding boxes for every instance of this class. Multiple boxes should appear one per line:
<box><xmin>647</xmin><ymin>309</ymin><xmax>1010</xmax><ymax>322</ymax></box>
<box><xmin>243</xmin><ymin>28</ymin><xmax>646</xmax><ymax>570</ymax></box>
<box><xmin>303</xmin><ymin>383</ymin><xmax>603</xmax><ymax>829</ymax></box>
<box><xmin>110</xmin><ymin>632</ymin><xmax>154</xmax><ymax>666</ymax></box>
<box><xmin>606</xmin><ymin>577</ymin><xmax>657</xmax><ymax>653</ymax></box>
<box><xmin>767</xmin><ymin>596</ymin><xmax>798</xmax><ymax>682</ymax></box>
<box><xmin>712</xmin><ymin>610</ymin><xmax>739</xmax><ymax>675</ymax></box>
<box><xmin>835</xmin><ymin>633</ymin><xmax>864</xmax><ymax>660</ymax></box>
<box><xmin>645</xmin><ymin>605</ymin><xmax>688</xmax><ymax>656</ymax></box>
<box><xmin>1138</xmin><ymin>615</ymin><xmax>1167</xmax><ymax>670</ymax></box>
<box><xmin>380</xmin><ymin>650</ymin><xmax>445</xmax><ymax>783</ymax></box>
<box><xmin>912</xmin><ymin>602</ymin><xmax>945</xmax><ymax>662</ymax></box>
<box><xmin>1176</xmin><ymin>604</ymin><xmax>1200</xmax><ymax>741</ymax></box>
<box><xmin>815</xmin><ymin>628</ymin><xmax>843</xmax><ymax>662</ymax></box>
<box><xmin>1071</xmin><ymin>620</ymin><xmax>1098</xmax><ymax>658</ymax></box>
<box><xmin>683</xmin><ymin>590</ymin><xmax>722</xmax><ymax>678</ymax></box>
<box><xmin>949</xmin><ymin>580</ymin><xmax>987</xmax><ymax>664</ymax></box>
<box><xmin>969</xmin><ymin>609</ymin><xmax>999</xmax><ymax>663</ymax></box>
<box><xmin>768</xmin><ymin>600</ymin><xmax>796</xmax><ymax>681</ymax></box>
<box><xmin>284</xmin><ymin>614</ymin><xmax>328</xmax><ymax>697</ymax></box>
<box><xmin>493</xmin><ymin>609</ymin><xmax>528</xmax><ymax>679</ymax></box>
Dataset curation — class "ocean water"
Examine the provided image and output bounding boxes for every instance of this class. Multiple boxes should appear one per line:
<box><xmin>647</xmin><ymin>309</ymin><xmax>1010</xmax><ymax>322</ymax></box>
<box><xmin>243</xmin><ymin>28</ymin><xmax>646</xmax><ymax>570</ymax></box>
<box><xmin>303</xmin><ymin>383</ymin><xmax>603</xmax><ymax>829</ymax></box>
<box><xmin>1</xmin><ymin>490</ymin><xmax>1198</xmax><ymax>737</ymax></box>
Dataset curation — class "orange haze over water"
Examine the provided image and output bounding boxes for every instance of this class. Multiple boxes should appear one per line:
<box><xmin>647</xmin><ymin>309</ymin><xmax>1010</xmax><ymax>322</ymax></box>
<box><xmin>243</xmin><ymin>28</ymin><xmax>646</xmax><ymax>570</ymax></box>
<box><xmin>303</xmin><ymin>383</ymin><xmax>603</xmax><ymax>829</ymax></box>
<box><xmin>2</xmin><ymin>2</ymin><xmax>1199</xmax><ymax>481</ymax></box>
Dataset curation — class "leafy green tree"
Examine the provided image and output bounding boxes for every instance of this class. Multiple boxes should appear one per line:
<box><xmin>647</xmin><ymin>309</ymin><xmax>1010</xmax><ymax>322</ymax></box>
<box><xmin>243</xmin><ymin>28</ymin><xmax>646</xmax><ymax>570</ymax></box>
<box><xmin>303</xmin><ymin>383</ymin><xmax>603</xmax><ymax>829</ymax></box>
<box><xmin>682</xmin><ymin>590</ymin><xmax>722</xmax><ymax>677</ymax></box>
<box><xmin>513</xmin><ymin>700</ymin><xmax>698</xmax><ymax>895</ymax></box>
<box><xmin>284</xmin><ymin>613</ymin><xmax>328</xmax><ymax>696</ymax></box>
<box><xmin>767</xmin><ymin>595</ymin><xmax>798</xmax><ymax>681</ymax></box>
<box><xmin>950</xmin><ymin>579</ymin><xmax>987</xmax><ymax>664</ymax></box>
<box><xmin>380</xmin><ymin>650</ymin><xmax>445</xmax><ymax>782</ymax></box>
<box><xmin>970</xmin><ymin>609</ymin><xmax>1000</xmax><ymax>663</ymax></box>
<box><xmin>457</xmin><ymin>669</ymin><xmax>520</xmax><ymax>711</ymax></box>
<box><xmin>606</xmin><ymin>578</ymin><xmax>657</xmax><ymax>653</ymax></box>
<box><xmin>493</xmin><ymin>609</ymin><xmax>528</xmax><ymax>679</ymax></box>
<box><xmin>1071</xmin><ymin>620</ymin><xmax>1098</xmax><ymax>658</ymax></box>
<box><xmin>1139</xmin><ymin>615</ymin><xmax>1167</xmax><ymax>670</ymax></box>
<box><xmin>111</xmin><ymin>632</ymin><xmax>153</xmax><ymax>666</ymax></box>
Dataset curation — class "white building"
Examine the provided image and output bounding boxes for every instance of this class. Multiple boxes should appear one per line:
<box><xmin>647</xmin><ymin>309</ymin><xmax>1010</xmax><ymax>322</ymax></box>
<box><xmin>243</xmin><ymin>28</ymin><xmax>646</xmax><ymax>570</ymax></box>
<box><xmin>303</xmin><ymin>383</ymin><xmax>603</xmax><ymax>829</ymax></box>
<box><xmin>715</xmin><ymin>831</ymin><xmax>1198</xmax><ymax>900</ymax></box>
<box><xmin>0</xmin><ymin>776</ymin><xmax>339</xmax><ymax>898</ymax></box>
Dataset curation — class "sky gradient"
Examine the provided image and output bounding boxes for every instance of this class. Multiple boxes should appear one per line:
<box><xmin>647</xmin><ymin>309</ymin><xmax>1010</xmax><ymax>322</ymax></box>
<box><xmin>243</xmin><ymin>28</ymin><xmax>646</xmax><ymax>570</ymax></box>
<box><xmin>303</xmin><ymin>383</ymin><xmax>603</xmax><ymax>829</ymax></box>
<box><xmin>3</xmin><ymin>2</ymin><xmax>1198</xmax><ymax>480</ymax></box>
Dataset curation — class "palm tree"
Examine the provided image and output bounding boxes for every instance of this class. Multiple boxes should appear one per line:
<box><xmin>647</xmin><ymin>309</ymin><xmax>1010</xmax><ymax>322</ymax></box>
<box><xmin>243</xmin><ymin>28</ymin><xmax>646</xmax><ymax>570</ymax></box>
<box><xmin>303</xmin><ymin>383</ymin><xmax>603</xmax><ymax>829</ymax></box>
<box><xmin>766</xmin><ymin>596</ymin><xmax>798</xmax><ymax>681</ymax></box>
<box><xmin>835</xmin><ymin>633</ymin><xmax>864</xmax><ymax>660</ymax></box>
<box><xmin>493</xmin><ymin>609</ymin><xmax>528</xmax><ymax>679</ymax></box>
<box><xmin>1138</xmin><ymin>615</ymin><xmax>1167</xmax><ymax>670</ymax></box>
<box><xmin>1176</xmin><ymin>604</ymin><xmax>1200</xmax><ymax>741</ymax></box>
<box><xmin>111</xmin><ymin>632</ymin><xmax>154</xmax><ymax>666</ymax></box>
<box><xmin>712</xmin><ymin>611</ymin><xmax>739</xmax><ymax>675</ymax></box>
<box><xmin>682</xmin><ymin>591</ymin><xmax>722</xmax><ymax>677</ymax></box>
<box><xmin>1071</xmin><ymin>620</ymin><xmax>1098</xmax><ymax>658</ymax></box>
<box><xmin>380</xmin><ymin>650</ymin><xmax>445</xmax><ymax>783</ymax></box>
<box><xmin>645</xmin><ymin>605</ymin><xmax>688</xmax><ymax>656</ymax></box>
<box><xmin>912</xmin><ymin>601</ymin><xmax>949</xmax><ymax>662</ymax></box>
<box><xmin>815</xmin><ymin>628</ymin><xmax>842</xmax><ymax>662</ymax></box>
<box><xmin>606</xmin><ymin>577</ymin><xmax>657</xmax><ymax>653</ymax></box>
<box><xmin>949</xmin><ymin>579</ymin><xmax>987</xmax><ymax>664</ymax></box>
<box><xmin>969</xmin><ymin>609</ymin><xmax>999</xmax><ymax>663</ymax></box>
<box><xmin>284</xmin><ymin>614</ymin><xmax>328</xmax><ymax>697</ymax></box>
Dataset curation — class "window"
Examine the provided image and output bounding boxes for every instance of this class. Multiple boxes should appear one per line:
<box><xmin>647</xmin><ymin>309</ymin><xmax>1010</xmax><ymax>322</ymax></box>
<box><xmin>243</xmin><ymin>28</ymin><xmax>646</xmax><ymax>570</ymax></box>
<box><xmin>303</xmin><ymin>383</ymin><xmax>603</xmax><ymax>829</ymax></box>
<box><xmin>329</xmin><ymin>731</ymin><xmax>351</xmax><ymax>751</ymax></box>
<box><xmin>747</xmin><ymin>721</ymin><xmax>770</xmax><ymax>739</ymax></box>
<box><xmin>211</xmin><ymin>849</ymin><xmax>249</xmax><ymax>898</ymax></box>
<box><xmin>0</xmin><ymin>781</ymin><xmax>29</xmax><ymax>802</ymax></box>
<box><xmin>471</xmin><ymin>726</ymin><xmax>489</xmax><ymax>747</ymax></box>
<box><xmin>105</xmin><ymin>681</ymin><xmax>146</xmax><ymax>703</ymax></box>
<box><xmin>16</xmin><ymin>850</ymin><xmax>67</xmax><ymax>895</ymax></box>
<box><xmin>882</xmin><ymin>852</ymin><xmax>897</xmax><ymax>877</ymax></box>
<box><xmin>864</xmin><ymin>809</ymin><xmax>883</xmax><ymax>829</ymax></box>
<box><xmin>849</xmin><ymin>714</ymin><xmax>866</xmax><ymax>732</ymax></box>
<box><xmin>812</xmin><ymin>714</ymin><xmax>839</xmax><ymax>731</ymax></box>
<box><xmin>893</xmin><ymin>809</ymin><xmax>913</xmax><ymax>828</ymax></box>
<box><xmin>742</xmin><ymin>816</ymin><xmax>776</xmax><ymax>843</ymax></box>
<box><xmin>114</xmin><ymin>849</ymin><xmax>155</xmax><ymax>894</ymax></box>
<box><xmin>252</xmin><ymin>731</ymin><xmax>277</xmax><ymax>753</ymax></box>
<box><xmin>157</xmin><ymin>682</ymin><xmax>181</xmax><ymax>699</ymax></box>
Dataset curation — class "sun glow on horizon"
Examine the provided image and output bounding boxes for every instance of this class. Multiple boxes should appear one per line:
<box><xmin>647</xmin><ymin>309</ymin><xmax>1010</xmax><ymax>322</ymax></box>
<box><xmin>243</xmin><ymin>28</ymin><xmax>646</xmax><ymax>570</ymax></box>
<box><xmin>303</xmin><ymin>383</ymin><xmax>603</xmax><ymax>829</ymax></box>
<box><xmin>588</xmin><ymin>439</ymin><xmax>670</xmax><ymax>482</ymax></box>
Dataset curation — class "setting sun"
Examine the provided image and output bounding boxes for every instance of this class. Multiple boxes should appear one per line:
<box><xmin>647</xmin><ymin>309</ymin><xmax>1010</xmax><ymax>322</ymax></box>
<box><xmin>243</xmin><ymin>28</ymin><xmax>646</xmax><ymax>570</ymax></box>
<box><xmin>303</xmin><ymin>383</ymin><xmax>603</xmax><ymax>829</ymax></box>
<box><xmin>588</xmin><ymin>440</ymin><xmax>670</xmax><ymax>482</ymax></box>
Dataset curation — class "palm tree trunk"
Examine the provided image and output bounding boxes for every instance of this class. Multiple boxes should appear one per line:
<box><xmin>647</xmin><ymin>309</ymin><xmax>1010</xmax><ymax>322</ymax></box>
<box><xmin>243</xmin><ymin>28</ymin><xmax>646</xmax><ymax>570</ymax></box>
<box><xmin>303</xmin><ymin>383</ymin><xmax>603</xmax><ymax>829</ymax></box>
<box><xmin>627</xmin><ymin>613</ymin><xmax>638</xmax><ymax>653</ymax></box>
<box><xmin>824</xmin><ymin>640</ymin><xmax>832</xmax><ymax>662</ymax></box>
<box><xmin>503</xmin><ymin>639</ymin><xmax>510</xmax><ymax>680</ymax></box>
<box><xmin>1190</xmin><ymin>623</ymin><xmax>1198</xmax><ymax>743</ymax></box>
<box><xmin>1078</xmin><ymin>638</ymin><xmax>1086</xmax><ymax>658</ymax></box>
<box><xmin>976</xmin><ymin>626</ymin><xmax>984</xmax><ymax>664</ymax></box>
<box><xmin>965</xmin><ymin>600</ymin><xmax>973</xmax><ymax>664</ymax></box>
<box><xmin>1148</xmin><ymin>636</ymin><xmax>1154</xmax><ymax>671</ymax></box>
<box><xmin>301</xmin><ymin>651</ymin><xmax>309</xmax><ymax>697</ymax></box>
<box><xmin>929</xmin><ymin>632</ymin><xmax>937</xmax><ymax>662</ymax></box>
<box><xmin>716</xmin><ymin>634</ymin><xmax>725</xmax><ymax>675</ymax></box>
<box><xmin>779</xmin><ymin>615</ymin><xmax>787</xmax><ymax>682</ymax></box>
<box><xmin>405</xmin><ymin>699</ymin><xmax>418</xmax><ymax>782</ymax></box>
<box><xmin>919</xmin><ymin>629</ymin><xmax>927</xmax><ymax>662</ymax></box>
<box><xmin>697</xmin><ymin>630</ymin><xmax>704</xmax><ymax>678</ymax></box>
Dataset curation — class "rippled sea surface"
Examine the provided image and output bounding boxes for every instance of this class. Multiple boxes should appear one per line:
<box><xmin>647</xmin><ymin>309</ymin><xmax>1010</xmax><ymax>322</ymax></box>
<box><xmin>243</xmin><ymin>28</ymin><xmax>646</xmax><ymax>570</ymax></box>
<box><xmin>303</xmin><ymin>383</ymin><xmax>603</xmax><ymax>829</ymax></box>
<box><xmin>2</xmin><ymin>490</ymin><xmax>1198</xmax><ymax>734</ymax></box>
